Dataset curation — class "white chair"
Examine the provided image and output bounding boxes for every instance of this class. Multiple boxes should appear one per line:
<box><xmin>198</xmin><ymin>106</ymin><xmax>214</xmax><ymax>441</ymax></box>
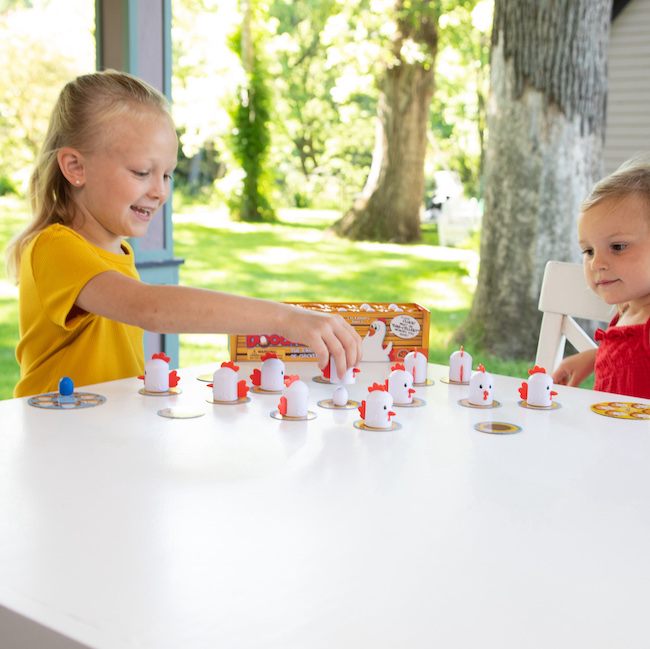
<box><xmin>535</xmin><ymin>260</ymin><xmax>614</xmax><ymax>372</ymax></box>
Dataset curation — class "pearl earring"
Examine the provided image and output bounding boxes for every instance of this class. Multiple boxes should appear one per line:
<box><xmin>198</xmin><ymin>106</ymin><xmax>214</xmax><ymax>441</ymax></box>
<box><xmin>75</xmin><ymin>180</ymin><xmax>80</xmax><ymax>185</ymax></box>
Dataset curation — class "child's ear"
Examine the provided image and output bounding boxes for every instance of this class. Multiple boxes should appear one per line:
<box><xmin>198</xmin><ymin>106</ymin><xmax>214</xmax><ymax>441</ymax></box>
<box><xmin>58</xmin><ymin>148</ymin><xmax>85</xmax><ymax>187</ymax></box>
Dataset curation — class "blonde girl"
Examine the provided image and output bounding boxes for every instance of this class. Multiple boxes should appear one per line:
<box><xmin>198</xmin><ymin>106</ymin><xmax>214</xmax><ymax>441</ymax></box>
<box><xmin>7</xmin><ymin>70</ymin><xmax>361</xmax><ymax>397</ymax></box>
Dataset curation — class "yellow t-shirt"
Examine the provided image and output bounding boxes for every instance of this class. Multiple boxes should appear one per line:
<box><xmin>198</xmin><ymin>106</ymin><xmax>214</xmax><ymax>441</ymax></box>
<box><xmin>15</xmin><ymin>224</ymin><xmax>144</xmax><ymax>397</ymax></box>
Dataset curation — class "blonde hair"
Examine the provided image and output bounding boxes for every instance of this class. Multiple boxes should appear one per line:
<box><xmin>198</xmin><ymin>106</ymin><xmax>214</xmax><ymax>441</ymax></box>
<box><xmin>581</xmin><ymin>154</ymin><xmax>650</xmax><ymax>214</ymax></box>
<box><xmin>5</xmin><ymin>70</ymin><xmax>171</xmax><ymax>283</ymax></box>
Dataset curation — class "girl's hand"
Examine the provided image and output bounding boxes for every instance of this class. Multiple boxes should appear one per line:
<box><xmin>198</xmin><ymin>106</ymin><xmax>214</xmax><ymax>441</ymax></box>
<box><xmin>552</xmin><ymin>348</ymin><xmax>597</xmax><ymax>387</ymax></box>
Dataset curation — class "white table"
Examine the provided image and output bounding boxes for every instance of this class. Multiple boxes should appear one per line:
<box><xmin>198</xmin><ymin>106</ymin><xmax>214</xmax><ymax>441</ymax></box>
<box><xmin>1</xmin><ymin>362</ymin><xmax>649</xmax><ymax>649</ymax></box>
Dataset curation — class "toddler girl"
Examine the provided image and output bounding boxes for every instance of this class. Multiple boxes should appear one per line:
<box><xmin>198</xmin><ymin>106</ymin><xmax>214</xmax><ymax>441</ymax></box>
<box><xmin>7</xmin><ymin>70</ymin><xmax>362</xmax><ymax>397</ymax></box>
<box><xmin>553</xmin><ymin>156</ymin><xmax>650</xmax><ymax>399</ymax></box>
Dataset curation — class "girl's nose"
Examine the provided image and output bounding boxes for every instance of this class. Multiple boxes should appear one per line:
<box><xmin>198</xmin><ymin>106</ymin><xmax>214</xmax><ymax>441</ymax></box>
<box><xmin>590</xmin><ymin>249</ymin><xmax>608</xmax><ymax>270</ymax></box>
<box><xmin>148</xmin><ymin>175</ymin><xmax>169</xmax><ymax>200</ymax></box>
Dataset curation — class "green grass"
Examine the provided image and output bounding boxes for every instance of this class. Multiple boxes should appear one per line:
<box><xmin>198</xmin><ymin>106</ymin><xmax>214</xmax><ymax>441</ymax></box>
<box><xmin>0</xmin><ymin>197</ymin><xmax>542</xmax><ymax>400</ymax></box>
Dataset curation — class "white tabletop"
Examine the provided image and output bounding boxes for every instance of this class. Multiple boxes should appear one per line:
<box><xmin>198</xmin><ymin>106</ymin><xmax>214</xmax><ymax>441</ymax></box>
<box><xmin>0</xmin><ymin>361</ymin><xmax>649</xmax><ymax>649</ymax></box>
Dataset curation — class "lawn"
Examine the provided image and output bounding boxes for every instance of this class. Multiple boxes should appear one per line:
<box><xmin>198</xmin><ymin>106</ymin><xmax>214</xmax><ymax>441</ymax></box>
<box><xmin>0</xmin><ymin>196</ymin><xmax>539</xmax><ymax>400</ymax></box>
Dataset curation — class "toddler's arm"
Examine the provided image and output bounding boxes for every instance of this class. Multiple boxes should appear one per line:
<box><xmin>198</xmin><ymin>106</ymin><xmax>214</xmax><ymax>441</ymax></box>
<box><xmin>75</xmin><ymin>271</ymin><xmax>363</xmax><ymax>377</ymax></box>
<box><xmin>551</xmin><ymin>348</ymin><xmax>597</xmax><ymax>387</ymax></box>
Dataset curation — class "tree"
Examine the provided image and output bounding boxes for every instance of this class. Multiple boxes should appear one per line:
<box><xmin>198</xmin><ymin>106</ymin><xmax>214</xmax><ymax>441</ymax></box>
<box><xmin>456</xmin><ymin>0</ymin><xmax>612</xmax><ymax>359</ymax></box>
<box><xmin>330</xmin><ymin>0</ymin><xmax>438</xmax><ymax>243</ymax></box>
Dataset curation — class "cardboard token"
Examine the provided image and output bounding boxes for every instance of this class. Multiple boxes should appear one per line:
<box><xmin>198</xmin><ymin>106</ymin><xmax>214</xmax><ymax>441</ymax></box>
<box><xmin>393</xmin><ymin>398</ymin><xmax>426</xmax><ymax>408</ymax></box>
<box><xmin>414</xmin><ymin>379</ymin><xmax>435</xmax><ymax>387</ymax></box>
<box><xmin>590</xmin><ymin>401</ymin><xmax>650</xmax><ymax>419</ymax></box>
<box><xmin>353</xmin><ymin>420</ymin><xmax>402</xmax><ymax>431</ymax></box>
<box><xmin>474</xmin><ymin>421</ymin><xmax>522</xmax><ymax>435</ymax></box>
<box><xmin>139</xmin><ymin>387</ymin><xmax>182</xmax><ymax>396</ymax></box>
<box><xmin>518</xmin><ymin>400</ymin><xmax>561</xmax><ymax>410</ymax></box>
<box><xmin>317</xmin><ymin>399</ymin><xmax>360</xmax><ymax>410</ymax></box>
<box><xmin>270</xmin><ymin>410</ymin><xmax>317</xmax><ymax>421</ymax></box>
<box><xmin>458</xmin><ymin>398</ymin><xmax>502</xmax><ymax>409</ymax></box>
<box><xmin>207</xmin><ymin>396</ymin><xmax>251</xmax><ymax>405</ymax></box>
<box><xmin>196</xmin><ymin>373</ymin><xmax>213</xmax><ymax>382</ymax></box>
<box><xmin>440</xmin><ymin>376</ymin><xmax>469</xmax><ymax>385</ymax></box>
<box><xmin>251</xmin><ymin>385</ymin><xmax>282</xmax><ymax>395</ymax></box>
<box><xmin>157</xmin><ymin>407</ymin><xmax>205</xmax><ymax>419</ymax></box>
<box><xmin>28</xmin><ymin>392</ymin><xmax>106</xmax><ymax>409</ymax></box>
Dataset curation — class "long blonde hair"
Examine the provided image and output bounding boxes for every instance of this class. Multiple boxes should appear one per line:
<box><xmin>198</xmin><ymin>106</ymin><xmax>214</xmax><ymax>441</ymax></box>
<box><xmin>5</xmin><ymin>69</ymin><xmax>171</xmax><ymax>283</ymax></box>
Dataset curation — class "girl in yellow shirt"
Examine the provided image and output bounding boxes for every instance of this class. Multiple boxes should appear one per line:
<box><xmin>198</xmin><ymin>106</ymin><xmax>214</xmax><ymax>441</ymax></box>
<box><xmin>7</xmin><ymin>70</ymin><xmax>361</xmax><ymax>397</ymax></box>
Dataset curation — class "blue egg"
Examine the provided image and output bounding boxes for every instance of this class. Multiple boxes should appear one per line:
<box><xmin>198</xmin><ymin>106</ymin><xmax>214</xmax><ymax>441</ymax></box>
<box><xmin>58</xmin><ymin>376</ymin><xmax>74</xmax><ymax>396</ymax></box>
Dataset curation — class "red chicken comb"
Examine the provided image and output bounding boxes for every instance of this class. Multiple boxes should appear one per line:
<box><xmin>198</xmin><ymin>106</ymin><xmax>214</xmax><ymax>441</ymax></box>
<box><xmin>152</xmin><ymin>352</ymin><xmax>171</xmax><ymax>363</ymax></box>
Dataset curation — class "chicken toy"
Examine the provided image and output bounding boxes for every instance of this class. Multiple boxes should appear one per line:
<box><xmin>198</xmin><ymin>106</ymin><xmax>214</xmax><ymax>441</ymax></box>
<box><xmin>404</xmin><ymin>349</ymin><xmax>428</xmax><ymax>385</ymax></box>
<box><xmin>362</xmin><ymin>319</ymin><xmax>393</xmax><ymax>361</ymax></box>
<box><xmin>321</xmin><ymin>355</ymin><xmax>360</xmax><ymax>385</ymax></box>
<box><xmin>387</xmin><ymin>363</ymin><xmax>416</xmax><ymax>405</ymax></box>
<box><xmin>518</xmin><ymin>366</ymin><xmax>558</xmax><ymax>408</ymax></box>
<box><xmin>250</xmin><ymin>352</ymin><xmax>285</xmax><ymax>392</ymax></box>
<box><xmin>278</xmin><ymin>376</ymin><xmax>309</xmax><ymax>418</ymax></box>
<box><xmin>138</xmin><ymin>353</ymin><xmax>180</xmax><ymax>393</ymax></box>
<box><xmin>449</xmin><ymin>346</ymin><xmax>472</xmax><ymax>383</ymax></box>
<box><xmin>358</xmin><ymin>383</ymin><xmax>396</xmax><ymax>429</ymax></box>
<box><xmin>468</xmin><ymin>364</ymin><xmax>494</xmax><ymax>406</ymax></box>
<box><xmin>207</xmin><ymin>361</ymin><xmax>249</xmax><ymax>402</ymax></box>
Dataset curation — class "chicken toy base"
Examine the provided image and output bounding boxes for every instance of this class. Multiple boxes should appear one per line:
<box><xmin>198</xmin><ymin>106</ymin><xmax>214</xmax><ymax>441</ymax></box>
<box><xmin>139</xmin><ymin>387</ymin><xmax>182</xmax><ymax>397</ymax></box>
<box><xmin>206</xmin><ymin>396</ymin><xmax>251</xmax><ymax>405</ymax></box>
<box><xmin>251</xmin><ymin>386</ymin><xmax>282</xmax><ymax>395</ymax></box>
<box><xmin>353</xmin><ymin>420</ymin><xmax>402</xmax><ymax>431</ymax></box>
<box><xmin>458</xmin><ymin>398</ymin><xmax>502</xmax><ymax>409</ymax></box>
<box><xmin>270</xmin><ymin>410</ymin><xmax>317</xmax><ymax>421</ymax></box>
<box><xmin>393</xmin><ymin>398</ymin><xmax>426</xmax><ymax>408</ymax></box>
<box><xmin>317</xmin><ymin>399</ymin><xmax>360</xmax><ymax>410</ymax></box>
<box><xmin>439</xmin><ymin>377</ymin><xmax>469</xmax><ymax>385</ymax></box>
<box><xmin>518</xmin><ymin>400</ymin><xmax>562</xmax><ymax>410</ymax></box>
<box><xmin>414</xmin><ymin>379</ymin><xmax>435</xmax><ymax>387</ymax></box>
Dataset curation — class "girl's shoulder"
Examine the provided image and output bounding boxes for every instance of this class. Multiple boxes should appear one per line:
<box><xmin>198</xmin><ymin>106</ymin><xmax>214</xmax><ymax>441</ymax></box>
<box><xmin>30</xmin><ymin>224</ymin><xmax>134</xmax><ymax>257</ymax></box>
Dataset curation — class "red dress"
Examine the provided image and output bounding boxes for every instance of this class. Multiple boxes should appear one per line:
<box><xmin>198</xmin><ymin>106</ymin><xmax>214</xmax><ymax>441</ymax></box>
<box><xmin>594</xmin><ymin>313</ymin><xmax>650</xmax><ymax>399</ymax></box>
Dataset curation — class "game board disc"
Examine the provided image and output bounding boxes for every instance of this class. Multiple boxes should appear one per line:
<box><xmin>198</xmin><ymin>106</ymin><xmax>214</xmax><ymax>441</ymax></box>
<box><xmin>458</xmin><ymin>398</ymin><xmax>502</xmax><ymax>409</ymax></box>
<box><xmin>251</xmin><ymin>386</ymin><xmax>282</xmax><ymax>395</ymax></box>
<box><xmin>139</xmin><ymin>387</ymin><xmax>182</xmax><ymax>396</ymax></box>
<box><xmin>317</xmin><ymin>399</ymin><xmax>360</xmax><ymax>410</ymax></box>
<box><xmin>414</xmin><ymin>379</ymin><xmax>434</xmax><ymax>387</ymax></box>
<box><xmin>590</xmin><ymin>401</ymin><xmax>650</xmax><ymax>419</ymax></box>
<box><xmin>474</xmin><ymin>421</ymin><xmax>522</xmax><ymax>435</ymax></box>
<box><xmin>353</xmin><ymin>420</ymin><xmax>402</xmax><ymax>431</ymax></box>
<box><xmin>270</xmin><ymin>410</ymin><xmax>317</xmax><ymax>421</ymax></box>
<box><xmin>28</xmin><ymin>392</ymin><xmax>106</xmax><ymax>409</ymax></box>
<box><xmin>206</xmin><ymin>396</ymin><xmax>251</xmax><ymax>405</ymax></box>
<box><xmin>440</xmin><ymin>377</ymin><xmax>469</xmax><ymax>385</ymax></box>
<box><xmin>158</xmin><ymin>407</ymin><xmax>205</xmax><ymax>419</ymax></box>
<box><xmin>196</xmin><ymin>373</ymin><xmax>213</xmax><ymax>382</ymax></box>
<box><xmin>312</xmin><ymin>375</ymin><xmax>330</xmax><ymax>384</ymax></box>
<box><xmin>518</xmin><ymin>400</ymin><xmax>561</xmax><ymax>410</ymax></box>
<box><xmin>394</xmin><ymin>397</ymin><xmax>426</xmax><ymax>408</ymax></box>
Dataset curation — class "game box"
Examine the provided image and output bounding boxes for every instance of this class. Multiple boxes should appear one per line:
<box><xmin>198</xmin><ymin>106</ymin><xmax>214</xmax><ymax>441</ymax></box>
<box><xmin>229</xmin><ymin>302</ymin><xmax>430</xmax><ymax>363</ymax></box>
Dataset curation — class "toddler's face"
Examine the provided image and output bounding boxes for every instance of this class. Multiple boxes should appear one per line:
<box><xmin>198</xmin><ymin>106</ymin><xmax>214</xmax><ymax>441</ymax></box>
<box><xmin>578</xmin><ymin>194</ymin><xmax>650</xmax><ymax>307</ymax></box>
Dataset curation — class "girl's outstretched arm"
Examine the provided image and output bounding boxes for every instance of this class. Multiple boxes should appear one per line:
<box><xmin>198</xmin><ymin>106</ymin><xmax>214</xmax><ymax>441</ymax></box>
<box><xmin>76</xmin><ymin>271</ymin><xmax>363</xmax><ymax>377</ymax></box>
<box><xmin>551</xmin><ymin>348</ymin><xmax>597</xmax><ymax>387</ymax></box>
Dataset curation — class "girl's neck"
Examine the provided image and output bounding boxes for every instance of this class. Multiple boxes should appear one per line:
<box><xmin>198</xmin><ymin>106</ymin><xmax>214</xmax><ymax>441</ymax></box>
<box><xmin>618</xmin><ymin>297</ymin><xmax>650</xmax><ymax>326</ymax></box>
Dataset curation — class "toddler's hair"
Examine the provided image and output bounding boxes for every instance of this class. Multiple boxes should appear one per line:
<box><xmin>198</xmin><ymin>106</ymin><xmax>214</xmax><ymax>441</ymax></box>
<box><xmin>581</xmin><ymin>154</ymin><xmax>650</xmax><ymax>214</ymax></box>
<box><xmin>5</xmin><ymin>70</ymin><xmax>171</xmax><ymax>283</ymax></box>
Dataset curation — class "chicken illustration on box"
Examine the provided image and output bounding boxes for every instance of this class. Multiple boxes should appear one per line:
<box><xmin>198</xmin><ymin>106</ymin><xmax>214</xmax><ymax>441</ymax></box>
<box><xmin>518</xmin><ymin>366</ymin><xmax>558</xmax><ymax>408</ymax></box>
<box><xmin>362</xmin><ymin>319</ymin><xmax>393</xmax><ymax>362</ymax></box>
<box><xmin>250</xmin><ymin>352</ymin><xmax>285</xmax><ymax>392</ymax></box>
<box><xmin>207</xmin><ymin>361</ymin><xmax>249</xmax><ymax>403</ymax></box>
<box><xmin>358</xmin><ymin>383</ymin><xmax>397</xmax><ymax>429</ymax></box>
<box><xmin>138</xmin><ymin>353</ymin><xmax>180</xmax><ymax>393</ymax></box>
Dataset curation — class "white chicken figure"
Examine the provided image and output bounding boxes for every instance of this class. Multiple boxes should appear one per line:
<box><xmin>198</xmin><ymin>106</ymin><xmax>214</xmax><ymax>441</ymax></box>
<box><xmin>138</xmin><ymin>353</ymin><xmax>180</xmax><ymax>392</ymax></box>
<box><xmin>250</xmin><ymin>352</ymin><xmax>285</xmax><ymax>391</ymax></box>
<box><xmin>404</xmin><ymin>349</ymin><xmax>428</xmax><ymax>384</ymax></box>
<box><xmin>322</xmin><ymin>354</ymin><xmax>360</xmax><ymax>384</ymax></box>
<box><xmin>468</xmin><ymin>364</ymin><xmax>494</xmax><ymax>406</ymax></box>
<box><xmin>362</xmin><ymin>318</ymin><xmax>393</xmax><ymax>362</ymax></box>
<box><xmin>278</xmin><ymin>376</ymin><xmax>309</xmax><ymax>418</ymax></box>
<box><xmin>208</xmin><ymin>361</ymin><xmax>249</xmax><ymax>402</ymax></box>
<box><xmin>518</xmin><ymin>366</ymin><xmax>557</xmax><ymax>407</ymax></box>
<box><xmin>387</xmin><ymin>363</ymin><xmax>415</xmax><ymax>405</ymax></box>
<box><xmin>358</xmin><ymin>383</ymin><xmax>396</xmax><ymax>429</ymax></box>
<box><xmin>449</xmin><ymin>346</ymin><xmax>472</xmax><ymax>383</ymax></box>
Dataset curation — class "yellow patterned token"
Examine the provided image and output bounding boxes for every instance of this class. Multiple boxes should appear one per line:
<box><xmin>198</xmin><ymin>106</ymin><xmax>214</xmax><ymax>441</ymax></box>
<box><xmin>474</xmin><ymin>421</ymin><xmax>522</xmax><ymax>435</ymax></box>
<box><xmin>590</xmin><ymin>402</ymin><xmax>650</xmax><ymax>419</ymax></box>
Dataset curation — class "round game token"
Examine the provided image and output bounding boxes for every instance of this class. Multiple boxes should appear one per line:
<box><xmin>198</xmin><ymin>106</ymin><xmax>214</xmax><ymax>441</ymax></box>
<box><xmin>312</xmin><ymin>375</ymin><xmax>330</xmax><ymax>384</ymax></box>
<box><xmin>251</xmin><ymin>386</ymin><xmax>282</xmax><ymax>395</ymax></box>
<box><xmin>353</xmin><ymin>420</ymin><xmax>402</xmax><ymax>431</ymax></box>
<box><xmin>474</xmin><ymin>421</ymin><xmax>522</xmax><ymax>435</ymax></box>
<box><xmin>157</xmin><ymin>407</ymin><xmax>205</xmax><ymax>419</ymax></box>
<box><xmin>518</xmin><ymin>400</ymin><xmax>561</xmax><ymax>410</ymax></box>
<box><xmin>270</xmin><ymin>410</ymin><xmax>317</xmax><ymax>421</ymax></box>
<box><xmin>206</xmin><ymin>396</ymin><xmax>251</xmax><ymax>405</ymax></box>
<box><xmin>139</xmin><ymin>387</ymin><xmax>182</xmax><ymax>396</ymax></box>
<box><xmin>317</xmin><ymin>399</ymin><xmax>360</xmax><ymax>410</ymax></box>
<box><xmin>458</xmin><ymin>398</ymin><xmax>502</xmax><ymax>409</ymax></box>
<box><xmin>393</xmin><ymin>398</ymin><xmax>426</xmax><ymax>408</ymax></box>
<box><xmin>590</xmin><ymin>401</ymin><xmax>650</xmax><ymax>419</ymax></box>
<box><xmin>440</xmin><ymin>376</ymin><xmax>469</xmax><ymax>385</ymax></box>
<box><xmin>196</xmin><ymin>373</ymin><xmax>213</xmax><ymax>382</ymax></box>
<box><xmin>414</xmin><ymin>379</ymin><xmax>435</xmax><ymax>387</ymax></box>
<box><xmin>28</xmin><ymin>392</ymin><xmax>106</xmax><ymax>409</ymax></box>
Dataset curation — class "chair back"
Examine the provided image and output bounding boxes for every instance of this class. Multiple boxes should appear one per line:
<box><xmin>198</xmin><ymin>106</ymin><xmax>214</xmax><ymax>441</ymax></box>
<box><xmin>535</xmin><ymin>260</ymin><xmax>614</xmax><ymax>372</ymax></box>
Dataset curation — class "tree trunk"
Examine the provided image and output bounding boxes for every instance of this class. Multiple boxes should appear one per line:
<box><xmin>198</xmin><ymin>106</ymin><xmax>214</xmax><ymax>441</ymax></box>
<box><xmin>456</xmin><ymin>0</ymin><xmax>612</xmax><ymax>360</ymax></box>
<box><xmin>330</xmin><ymin>2</ymin><xmax>436</xmax><ymax>243</ymax></box>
